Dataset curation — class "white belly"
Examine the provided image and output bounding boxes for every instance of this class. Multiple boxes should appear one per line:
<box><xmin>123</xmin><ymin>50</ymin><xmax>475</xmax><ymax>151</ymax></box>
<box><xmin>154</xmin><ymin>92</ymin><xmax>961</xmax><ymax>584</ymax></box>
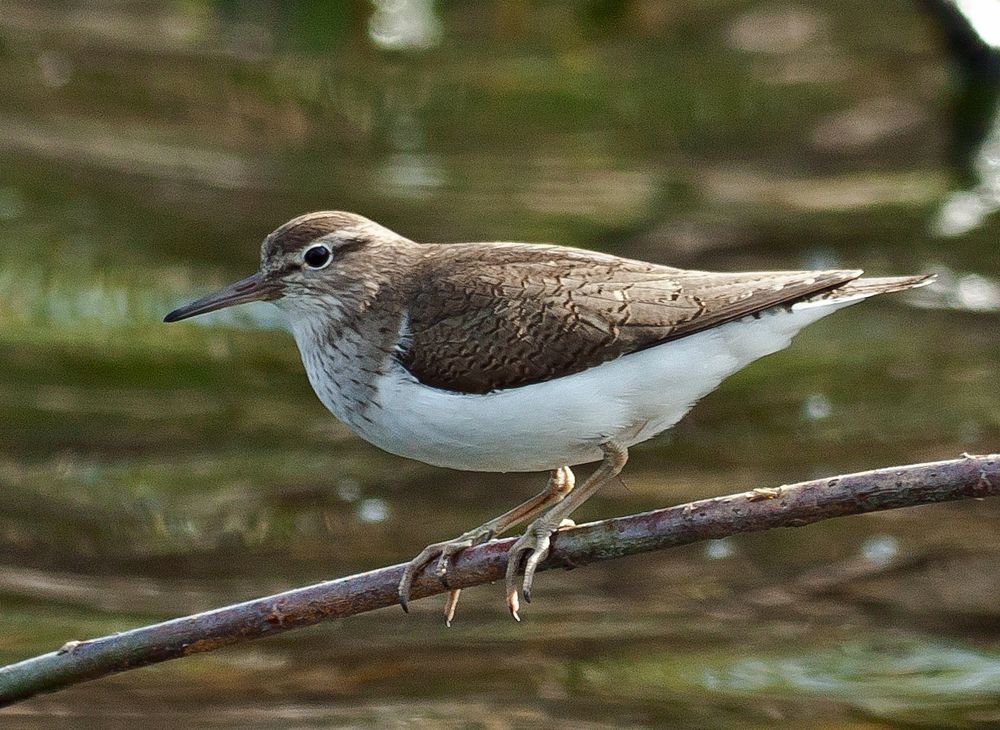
<box><xmin>347</xmin><ymin>303</ymin><xmax>849</xmax><ymax>472</ymax></box>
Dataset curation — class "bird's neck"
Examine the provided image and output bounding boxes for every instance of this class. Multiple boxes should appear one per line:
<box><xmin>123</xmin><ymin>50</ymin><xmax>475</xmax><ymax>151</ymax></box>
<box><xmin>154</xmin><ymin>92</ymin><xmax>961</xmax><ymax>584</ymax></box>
<box><xmin>280</xmin><ymin>255</ymin><xmax>415</xmax><ymax>430</ymax></box>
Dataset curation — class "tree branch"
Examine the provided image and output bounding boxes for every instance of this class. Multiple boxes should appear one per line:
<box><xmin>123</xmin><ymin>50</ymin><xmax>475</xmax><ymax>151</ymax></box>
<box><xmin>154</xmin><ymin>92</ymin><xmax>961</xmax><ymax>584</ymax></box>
<box><xmin>1</xmin><ymin>453</ymin><xmax>997</xmax><ymax>706</ymax></box>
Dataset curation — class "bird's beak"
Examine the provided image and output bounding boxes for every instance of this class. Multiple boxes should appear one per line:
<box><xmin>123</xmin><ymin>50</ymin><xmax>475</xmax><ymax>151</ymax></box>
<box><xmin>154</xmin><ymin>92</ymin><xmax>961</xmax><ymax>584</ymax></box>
<box><xmin>163</xmin><ymin>272</ymin><xmax>282</xmax><ymax>323</ymax></box>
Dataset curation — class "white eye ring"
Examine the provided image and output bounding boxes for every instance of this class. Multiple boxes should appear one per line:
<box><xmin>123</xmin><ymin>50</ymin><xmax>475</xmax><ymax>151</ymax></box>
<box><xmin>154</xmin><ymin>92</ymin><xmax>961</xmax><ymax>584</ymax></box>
<box><xmin>303</xmin><ymin>244</ymin><xmax>332</xmax><ymax>269</ymax></box>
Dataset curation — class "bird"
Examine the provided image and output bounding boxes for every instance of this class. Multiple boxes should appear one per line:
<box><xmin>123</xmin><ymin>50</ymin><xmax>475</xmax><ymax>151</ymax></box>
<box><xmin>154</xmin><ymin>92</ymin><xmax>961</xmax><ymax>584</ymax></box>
<box><xmin>164</xmin><ymin>211</ymin><xmax>933</xmax><ymax>623</ymax></box>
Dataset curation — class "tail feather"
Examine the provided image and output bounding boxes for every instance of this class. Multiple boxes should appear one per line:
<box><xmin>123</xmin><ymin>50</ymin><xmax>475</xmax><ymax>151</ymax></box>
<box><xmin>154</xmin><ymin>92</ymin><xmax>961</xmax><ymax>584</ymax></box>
<box><xmin>792</xmin><ymin>273</ymin><xmax>935</xmax><ymax>311</ymax></box>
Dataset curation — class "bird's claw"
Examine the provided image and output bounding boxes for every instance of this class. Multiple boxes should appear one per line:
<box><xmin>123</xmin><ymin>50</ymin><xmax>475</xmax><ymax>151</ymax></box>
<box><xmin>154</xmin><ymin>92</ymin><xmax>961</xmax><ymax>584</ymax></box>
<box><xmin>399</xmin><ymin>509</ymin><xmax>574</xmax><ymax>621</ymax></box>
<box><xmin>397</xmin><ymin>524</ymin><xmax>498</xmax><ymax>618</ymax></box>
<box><xmin>504</xmin><ymin>520</ymin><xmax>555</xmax><ymax>619</ymax></box>
<box><xmin>444</xmin><ymin>589</ymin><xmax>461</xmax><ymax>627</ymax></box>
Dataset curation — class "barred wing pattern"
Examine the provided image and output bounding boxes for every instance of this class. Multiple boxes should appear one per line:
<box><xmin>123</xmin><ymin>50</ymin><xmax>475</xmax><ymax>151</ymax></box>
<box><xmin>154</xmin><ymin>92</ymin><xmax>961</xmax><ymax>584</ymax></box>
<box><xmin>399</xmin><ymin>243</ymin><xmax>861</xmax><ymax>394</ymax></box>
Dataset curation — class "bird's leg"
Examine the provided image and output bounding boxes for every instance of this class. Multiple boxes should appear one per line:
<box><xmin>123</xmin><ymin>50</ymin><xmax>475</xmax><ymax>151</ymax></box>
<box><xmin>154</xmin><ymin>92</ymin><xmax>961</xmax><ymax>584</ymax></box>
<box><xmin>398</xmin><ymin>466</ymin><xmax>575</xmax><ymax>619</ymax></box>
<box><xmin>505</xmin><ymin>441</ymin><xmax>628</xmax><ymax>620</ymax></box>
<box><xmin>440</xmin><ymin>466</ymin><xmax>575</xmax><ymax>625</ymax></box>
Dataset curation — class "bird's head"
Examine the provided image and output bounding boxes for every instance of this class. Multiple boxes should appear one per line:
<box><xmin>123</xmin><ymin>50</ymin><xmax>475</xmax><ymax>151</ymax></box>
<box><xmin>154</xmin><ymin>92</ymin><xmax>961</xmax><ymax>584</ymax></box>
<box><xmin>164</xmin><ymin>211</ymin><xmax>406</xmax><ymax>323</ymax></box>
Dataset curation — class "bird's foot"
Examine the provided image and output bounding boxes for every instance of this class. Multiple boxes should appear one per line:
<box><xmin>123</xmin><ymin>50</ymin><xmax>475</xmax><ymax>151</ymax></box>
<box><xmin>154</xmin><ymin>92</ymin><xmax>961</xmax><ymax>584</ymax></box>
<box><xmin>398</xmin><ymin>522</ymin><xmax>499</xmax><ymax>618</ymax></box>
<box><xmin>504</xmin><ymin>517</ymin><xmax>574</xmax><ymax>620</ymax></box>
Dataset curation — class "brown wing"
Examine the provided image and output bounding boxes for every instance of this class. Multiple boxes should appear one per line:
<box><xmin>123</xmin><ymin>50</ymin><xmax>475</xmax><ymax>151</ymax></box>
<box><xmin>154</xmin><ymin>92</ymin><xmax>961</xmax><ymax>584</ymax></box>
<box><xmin>398</xmin><ymin>242</ymin><xmax>860</xmax><ymax>393</ymax></box>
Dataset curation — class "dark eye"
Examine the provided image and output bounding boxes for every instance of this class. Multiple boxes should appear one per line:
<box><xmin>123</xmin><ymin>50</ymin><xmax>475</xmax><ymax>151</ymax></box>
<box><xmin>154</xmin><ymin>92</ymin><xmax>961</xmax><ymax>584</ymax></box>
<box><xmin>303</xmin><ymin>244</ymin><xmax>332</xmax><ymax>269</ymax></box>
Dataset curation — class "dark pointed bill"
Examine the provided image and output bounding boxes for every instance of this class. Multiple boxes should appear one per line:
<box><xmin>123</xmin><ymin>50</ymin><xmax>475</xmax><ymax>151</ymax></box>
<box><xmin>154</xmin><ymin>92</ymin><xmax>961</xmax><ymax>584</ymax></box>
<box><xmin>163</xmin><ymin>272</ymin><xmax>282</xmax><ymax>323</ymax></box>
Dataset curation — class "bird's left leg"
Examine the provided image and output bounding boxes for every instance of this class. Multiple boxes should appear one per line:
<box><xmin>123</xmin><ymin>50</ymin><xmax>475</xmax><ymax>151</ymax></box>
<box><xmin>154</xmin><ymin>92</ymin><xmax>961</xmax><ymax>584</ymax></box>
<box><xmin>505</xmin><ymin>440</ymin><xmax>627</xmax><ymax>619</ymax></box>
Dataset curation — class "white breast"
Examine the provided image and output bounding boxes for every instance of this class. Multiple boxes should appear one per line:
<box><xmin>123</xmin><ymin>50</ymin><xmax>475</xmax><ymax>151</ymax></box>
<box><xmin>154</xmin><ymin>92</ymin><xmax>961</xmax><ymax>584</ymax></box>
<box><xmin>340</xmin><ymin>302</ymin><xmax>852</xmax><ymax>472</ymax></box>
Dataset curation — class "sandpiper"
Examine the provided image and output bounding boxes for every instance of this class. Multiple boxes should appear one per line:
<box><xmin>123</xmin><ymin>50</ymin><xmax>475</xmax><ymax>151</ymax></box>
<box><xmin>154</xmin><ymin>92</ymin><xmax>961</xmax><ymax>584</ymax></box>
<box><xmin>165</xmin><ymin>211</ymin><xmax>932</xmax><ymax>622</ymax></box>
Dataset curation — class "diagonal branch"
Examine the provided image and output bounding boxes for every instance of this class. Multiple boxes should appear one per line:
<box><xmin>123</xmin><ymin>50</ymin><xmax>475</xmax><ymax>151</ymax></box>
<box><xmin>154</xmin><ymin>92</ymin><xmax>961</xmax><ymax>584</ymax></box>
<box><xmin>0</xmin><ymin>453</ymin><xmax>997</xmax><ymax>706</ymax></box>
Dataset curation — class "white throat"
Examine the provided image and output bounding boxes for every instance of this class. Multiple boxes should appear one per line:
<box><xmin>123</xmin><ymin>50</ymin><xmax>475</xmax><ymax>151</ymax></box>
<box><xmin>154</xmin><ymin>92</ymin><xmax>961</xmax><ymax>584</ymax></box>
<box><xmin>281</xmin><ymin>295</ymin><xmax>380</xmax><ymax>432</ymax></box>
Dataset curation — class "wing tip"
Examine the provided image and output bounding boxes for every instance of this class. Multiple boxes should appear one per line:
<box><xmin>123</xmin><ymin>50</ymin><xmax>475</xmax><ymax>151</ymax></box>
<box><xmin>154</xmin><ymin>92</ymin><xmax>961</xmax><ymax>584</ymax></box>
<box><xmin>792</xmin><ymin>272</ymin><xmax>936</xmax><ymax>310</ymax></box>
<box><xmin>855</xmin><ymin>272</ymin><xmax>937</xmax><ymax>293</ymax></box>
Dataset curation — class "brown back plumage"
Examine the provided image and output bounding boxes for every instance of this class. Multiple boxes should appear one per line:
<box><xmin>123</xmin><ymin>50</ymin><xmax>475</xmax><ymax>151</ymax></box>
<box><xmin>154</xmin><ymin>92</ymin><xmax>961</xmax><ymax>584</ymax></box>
<box><xmin>398</xmin><ymin>243</ymin><xmax>893</xmax><ymax>394</ymax></box>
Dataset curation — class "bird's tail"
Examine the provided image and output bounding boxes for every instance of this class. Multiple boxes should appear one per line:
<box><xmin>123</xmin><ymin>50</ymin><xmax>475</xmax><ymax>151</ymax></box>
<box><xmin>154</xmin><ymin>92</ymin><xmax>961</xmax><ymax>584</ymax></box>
<box><xmin>792</xmin><ymin>273</ymin><xmax>935</xmax><ymax>311</ymax></box>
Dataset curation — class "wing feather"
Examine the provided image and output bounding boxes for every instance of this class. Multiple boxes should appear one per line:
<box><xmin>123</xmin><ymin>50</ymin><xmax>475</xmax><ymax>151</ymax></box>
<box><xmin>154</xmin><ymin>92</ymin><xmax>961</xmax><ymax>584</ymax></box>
<box><xmin>399</xmin><ymin>243</ymin><xmax>861</xmax><ymax>393</ymax></box>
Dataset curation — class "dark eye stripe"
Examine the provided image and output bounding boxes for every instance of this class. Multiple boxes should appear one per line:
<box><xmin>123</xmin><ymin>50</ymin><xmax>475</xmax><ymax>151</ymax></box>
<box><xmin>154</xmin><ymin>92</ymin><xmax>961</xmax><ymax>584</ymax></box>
<box><xmin>271</xmin><ymin>261</ymin><xmax>299</xmax><ymax>279</ymax></box>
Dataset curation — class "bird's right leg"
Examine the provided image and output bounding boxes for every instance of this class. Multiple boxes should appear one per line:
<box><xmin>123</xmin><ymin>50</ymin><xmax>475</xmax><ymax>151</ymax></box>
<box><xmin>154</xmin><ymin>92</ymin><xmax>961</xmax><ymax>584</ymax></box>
<box><xmin>398</xmin><ymin>466</ymin><xmax>575</xmax><ymax>621</ymax></box>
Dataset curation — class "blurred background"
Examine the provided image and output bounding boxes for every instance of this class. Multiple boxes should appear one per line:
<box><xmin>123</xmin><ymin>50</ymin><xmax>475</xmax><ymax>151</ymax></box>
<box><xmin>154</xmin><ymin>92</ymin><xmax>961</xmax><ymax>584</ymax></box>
<box><xmin>1</xmin><ymin>1</ymin><xmax>999</xmax><ymax>727</ymax></box>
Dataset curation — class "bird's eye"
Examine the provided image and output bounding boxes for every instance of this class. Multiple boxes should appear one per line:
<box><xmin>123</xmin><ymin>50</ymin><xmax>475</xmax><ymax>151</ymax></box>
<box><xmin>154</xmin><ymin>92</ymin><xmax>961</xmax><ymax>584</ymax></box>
<box><xmin>303</xmin><ymin>244</ymin><xmax>332</xmax><ymax>269</ymax></box>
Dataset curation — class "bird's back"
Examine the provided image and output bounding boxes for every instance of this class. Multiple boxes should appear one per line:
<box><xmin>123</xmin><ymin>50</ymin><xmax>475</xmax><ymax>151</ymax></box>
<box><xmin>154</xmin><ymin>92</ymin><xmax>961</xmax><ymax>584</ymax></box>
<box><xmin>398</xmin><ymin>241</ymin><xmax>915</xmax><ymax>395</ymax></box>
